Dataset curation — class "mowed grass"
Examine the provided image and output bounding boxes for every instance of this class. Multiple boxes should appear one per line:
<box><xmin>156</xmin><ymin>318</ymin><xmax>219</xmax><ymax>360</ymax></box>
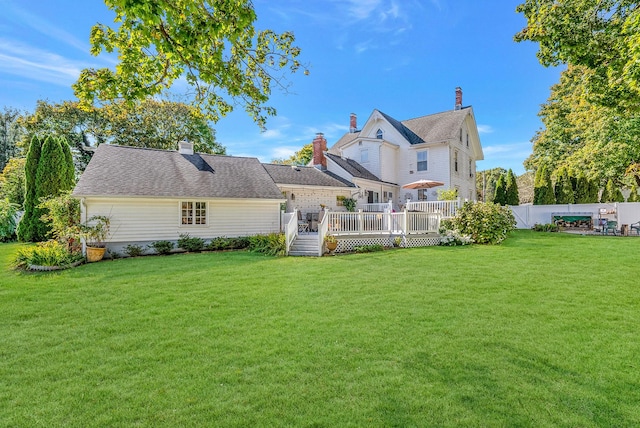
<box><xmin>1</xmin><ymin>231</ymin><xmax>639</xmax><ymax>427</ymax></box>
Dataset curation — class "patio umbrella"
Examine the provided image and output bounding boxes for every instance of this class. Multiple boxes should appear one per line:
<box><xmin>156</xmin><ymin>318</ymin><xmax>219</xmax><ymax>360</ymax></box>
<box><xmin>401</xmin><ymin>179</ymin><xmax>445</xmax><ymax>189</ymax></box>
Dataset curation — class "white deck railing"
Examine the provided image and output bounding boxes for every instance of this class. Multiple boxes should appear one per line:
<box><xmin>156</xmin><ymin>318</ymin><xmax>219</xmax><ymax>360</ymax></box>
<box><xmin>406</xmin><ymin>199</ymin><xmax>462</xmax><ymax>218</ymax></box>
<box><xmin>323</xmin><ymin>210</ymin><xmax>440</xmax><ymax>237</ymax></box>
<box><xmin>358</xmin><ymin>202</ymin><xmax>393</xmax><ymax>212</ymax></box>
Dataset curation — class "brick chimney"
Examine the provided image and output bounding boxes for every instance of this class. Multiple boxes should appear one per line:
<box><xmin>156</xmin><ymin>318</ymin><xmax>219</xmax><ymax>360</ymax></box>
<box><xmin>455</xmin><ymin>87</ymin><xmax>462</xmax><ymax>110</ymax></box>
<box><xmin>312</xmin><ymin>132</ymin><xmax>327</xmax><ymax>170</ymax></box>
<box><xmin>349</xmin><ymin>113</ymin><xmax>357</xmax><ymax>133</ymax></box>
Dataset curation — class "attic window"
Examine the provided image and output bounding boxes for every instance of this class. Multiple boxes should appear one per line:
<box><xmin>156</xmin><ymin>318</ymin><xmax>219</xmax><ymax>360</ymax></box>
<box><xmin>376</xmin><ymin>129</ymin><xmax>383</xmax><ymax>139</ymax></box>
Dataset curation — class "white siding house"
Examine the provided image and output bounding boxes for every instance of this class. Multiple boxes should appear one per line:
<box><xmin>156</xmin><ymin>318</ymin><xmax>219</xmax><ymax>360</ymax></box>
<box><xmin>72</xmin><ymin>143</ymin><xmax>284</xmax><ymax>253</ymax></box>
<box><xmin>316</xmin><ymin>88</ymin><xmax>484</xmax><ymax>210</ymax></box>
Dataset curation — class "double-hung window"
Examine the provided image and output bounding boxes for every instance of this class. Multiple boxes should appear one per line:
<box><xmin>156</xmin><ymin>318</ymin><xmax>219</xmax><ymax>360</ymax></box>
<box><xmin>181</xmin><ymin>201</ymin><xmax>207</xmax><ymax>225</ymax></box>
<box><xmin>417</xmin><ymin>150</ymin><xmax>428</xmax><ymax>171</ymax></box>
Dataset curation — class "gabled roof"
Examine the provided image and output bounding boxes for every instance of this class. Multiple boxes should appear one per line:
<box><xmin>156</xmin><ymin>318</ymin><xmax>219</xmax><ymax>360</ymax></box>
<box><xmin>378</xmin><ymin>110</ymin><xmax>425</xmax><ymax>145</ymax></box>
<box><xmin>325</xmin><ymin>153</ymin><xmax>383</xmax><ymax>182</ymax></box>
<box><xmin>330</xmin><ymin>107</ymin><xmax>473</xmax><ymax>153</ymax></box>
<box><xmin>72</xmin><ymin>144</ymin><xmax>283</xmax><ymax>199</ymax></box>
<box><xmin>402</xmin><ymin>107</ymin><xmax>471</xmax><ymax>144</ymax></box>
<box><xmin>263</xmin><ymin>163</ymin><xmax>355</xmax><ymax>188</ymax></box>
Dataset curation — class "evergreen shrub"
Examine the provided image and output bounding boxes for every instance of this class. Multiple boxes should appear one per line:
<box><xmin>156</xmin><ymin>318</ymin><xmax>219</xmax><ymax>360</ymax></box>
<box><xmin>177</xmin><ymin>233</ymin><xmax>205</xmax><ymax>252</ymax></box>
<box><xmin>450</xmin><ymin>201</ymin><xmax>516</xmax><ymax>244</ymax></box>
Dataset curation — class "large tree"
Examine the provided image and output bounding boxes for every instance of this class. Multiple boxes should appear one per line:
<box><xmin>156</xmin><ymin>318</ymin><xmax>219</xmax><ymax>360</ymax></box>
<box><xmin>21</xmin><ymin>100</ymin><xmax>226</xmax><ymax>172</ymax></box>
<box><xmin>515</xmin><ymin>0</ymin><xmax>640</xmax><ymax>112</ymax></box>
<box><xmin>524</xmin><ymin>65</ymin><xmax>640</xmax><ymax>185</ymax></box>
<box><xmin>272</xmin><ymin>143</ymin><xmax>313</xmax><ymax>165</ymax></box>
<box><xmin>73</xmin><ymin>0</ymin><xmax>305</xmax><ymax>129</ymax></box>
<box><xmin>0</xmin><ymin>157</ymin><xmax>26</xmax><ymax>209</ymax></box>
<box><xmin>0</xmin><ymin>107</ymin><xmax>25</xmax><ymax>170</ymax></box>
<box><xmin>17</xmin><ymin>136</ymin><xmax>44</xmax><ymax>242</ymax></box>
<box><xmin>476</xmin><ymin>168</ymin><xmax>507</xmax><ymax>202</ymax></box>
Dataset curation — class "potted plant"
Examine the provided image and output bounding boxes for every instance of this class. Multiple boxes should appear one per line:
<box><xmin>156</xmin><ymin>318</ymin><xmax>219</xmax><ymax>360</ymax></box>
<box><xmin>80</xmin><ymin>215</ymin><xmax>111</xmax><ymax>262</ymax></box>
<box><xmin>324</xmin><ymin>234</ymin><xmax>338</xmax><ymax>253</ymax></box>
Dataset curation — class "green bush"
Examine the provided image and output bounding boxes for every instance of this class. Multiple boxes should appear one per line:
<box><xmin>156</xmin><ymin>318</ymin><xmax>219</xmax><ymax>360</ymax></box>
<box><xmin>450</xmin><ymin>201</ymin><xmax>516</xmax><ymax>244</ymax></box>
<box><xmin>124</xmin><ymin>244</ymin><xmax>146</xmax><ymax>257</ymax></box>
<box><xmin>248</xmin><ymin>233</ymin><xmax>286</xmax><ymax>256</ymax></box>
<box><xmin>533</xmin><ymin>223</ymin><xmax>559</xmax><ymax>232</ymax></box>
<box><xmin>354</xmin><ymin>244</ymin><xmax>384</xmax><ymax>253</ymax></box>
<box><xmin>177</xmin><ymin>233</ymin><xmax>205</xmax><ymax>252</ymax></box>
<box><xmin>148</xmin><ymin>240</ymin><xmax>174</xmax><ymax>255</ymax></box>
<box><xmin>14</xmin><ymin>240</ymin><xmax>83</xmax><ymax>269</ymax></box>
<box><xmin>0</xmin><ymin>198</ymin><xmax>18</xmax><ymax>242</ymax></box>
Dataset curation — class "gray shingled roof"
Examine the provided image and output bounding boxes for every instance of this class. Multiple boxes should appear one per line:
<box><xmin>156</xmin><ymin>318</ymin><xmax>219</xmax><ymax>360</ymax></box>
<box><xmin>378</xmin><ymin>110</ymin><xmax>426</xmax><ymax>145</ymax></box>
<box><xmin>263</xmin><ymin>163</ymin><xmax>355</xmax><ymax>188</ymax></box>
<box><xmin>325</xmin><ymin>153</ymin><xmax>383</xmax><ymax>182</ymax></box>
<box><xmin>73</xmin><ymin>144</ymin><xmax>283</xmax><ymax>199</ymax></box>
<box><xmin>330</xmin><ymin>108</ymin><xmax>471</xmax><ymax>153</ymax></box>
<box><xmin>402</xmin><ymin>108</ymin><xmax>470</xmax><ymax>144</ymax></box>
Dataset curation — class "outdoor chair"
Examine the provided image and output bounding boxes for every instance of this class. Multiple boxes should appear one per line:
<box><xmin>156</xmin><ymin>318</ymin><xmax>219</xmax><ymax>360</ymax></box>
<box><xmin>631</xmin><ymin>221</ymin><xmax>640</xmax><ymax>235</ymax></box>
<box><xmin>297</xmin><ymin>210</ymin><xmax>309</xmax><ymax>233</ymax></box>
<box><xmin>603</xmin><ymin>220</ymin><xmax>618</xmax><ymax>235</ymax></box>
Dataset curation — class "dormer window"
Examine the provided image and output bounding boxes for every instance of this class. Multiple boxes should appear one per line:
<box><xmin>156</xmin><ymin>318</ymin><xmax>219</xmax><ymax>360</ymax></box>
<box><xmin>376</xmin><ymin>129</ymin><xmax>383</xmax><ymax>139</ymax></box>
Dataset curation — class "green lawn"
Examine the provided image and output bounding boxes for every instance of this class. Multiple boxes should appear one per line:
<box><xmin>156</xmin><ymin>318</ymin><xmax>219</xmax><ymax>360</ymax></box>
<box><xmin>1</xmin><ymin>231</ymin><xmax>639</xmax><ymax>426</ymax></box>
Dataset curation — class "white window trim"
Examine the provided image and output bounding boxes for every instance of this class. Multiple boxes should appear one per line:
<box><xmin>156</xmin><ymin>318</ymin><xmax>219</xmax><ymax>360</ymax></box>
<box><xmin>179</xmin><ymin>201</ymin><xmax>208</xmax><ymax>226</ymax></box>
<box><xmin>417</xmin><ymin>149</ymin><xmax>428</xmax><ymax>172</ymax></box>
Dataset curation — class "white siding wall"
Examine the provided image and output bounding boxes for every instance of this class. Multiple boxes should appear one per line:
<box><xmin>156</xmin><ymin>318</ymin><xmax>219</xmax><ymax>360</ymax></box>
<box><xmin>379</xmin><ymin>144</ymin><xmax>398</xmax><ymax>184</ymax></box>
<box><xmin>340</xmin><ymin>139</ymin><xmax>382</xmax><ymax>179</ymax></box>
<box><xmin>397</xmin><ymin>144</ymin><xmax>451</xmax><ymax>202</ymax></box>
<box><xmin>83</xmin><ymin>197</ymin><xmax>281</xmax><ymax>243</ymax></box>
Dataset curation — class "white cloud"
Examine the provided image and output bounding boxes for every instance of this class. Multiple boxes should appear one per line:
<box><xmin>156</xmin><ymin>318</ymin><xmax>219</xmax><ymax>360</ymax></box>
<box><xmin>270</xmin><ymin>146</ymin><xmax>299</xmax><ymax>160</ymax></box>
<box><xmin>7</xmin><ymin>4</ymin><xmax>90</xmax><ymax>53</ymax></box>
<box><xmin>0</xmin><ymin>40</ymin><xmax>87</xmax><ymax>85</ymax></box>
<box><xmin>344</xmin><ymin>0</ymin><xmax>382</xmax><ymax>20</ymax></box>
<box><xmin>477</xmin><ymin>124</ymin><xmax>494</xmax><ymax>134</ymax></box>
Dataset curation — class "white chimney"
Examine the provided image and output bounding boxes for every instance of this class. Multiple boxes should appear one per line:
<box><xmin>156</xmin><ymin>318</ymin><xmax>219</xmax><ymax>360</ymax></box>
<box><xmin>178</xmin><ymin>140</ymin><xmax>194</xmax><ymax>155</ymax></box>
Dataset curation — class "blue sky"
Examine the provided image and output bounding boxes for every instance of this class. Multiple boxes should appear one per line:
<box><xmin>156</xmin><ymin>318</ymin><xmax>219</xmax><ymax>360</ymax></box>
<box><xmin>0</xmin><ymin>0</ymin><xmax>562</xmax><ymax>174</ymax></box>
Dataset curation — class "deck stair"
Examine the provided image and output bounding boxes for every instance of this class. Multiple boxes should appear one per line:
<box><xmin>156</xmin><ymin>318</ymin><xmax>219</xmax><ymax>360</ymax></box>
<box><xmin>289</xmin><ymin>234</ymin><xmax>320</xmax><ymax>256</ymax></box>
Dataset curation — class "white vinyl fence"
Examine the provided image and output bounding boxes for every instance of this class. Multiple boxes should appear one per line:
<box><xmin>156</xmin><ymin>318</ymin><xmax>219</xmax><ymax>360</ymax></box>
<box><xmin>509</xmin><ymin>203</ymin><xmax>640</xmax><ymax>229</ymax></box>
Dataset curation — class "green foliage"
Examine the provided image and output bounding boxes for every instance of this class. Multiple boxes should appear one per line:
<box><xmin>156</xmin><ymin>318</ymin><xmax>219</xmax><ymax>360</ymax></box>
<box><xmin>149</xmin><ymin>240</ymin><xmax>175</xmax><ymax>255</ymax></box>
<box><xmin>0</xmin><ymin>107</ymin><xmax>24</xmax><ymax>170</ymax></box>
<box><xmin>0</xmin><ymin>198</ymin><xmax>18</xmax><ymax>241</ymax></box>
<box><xmin>493</xmin><ymin>173</ymin><xmax>507</xmax><ymax>205</ymax></box>
<box><xmin>79</xmin><ymin>215</ymin><xmax>111</xmax><ymax>247</ymax></box>
<box><xmin>17</xmin><ymin>135</ymin><xmax>44</xmax><ymax>242</ymax></box>
<box><xmin>476</xmin><ymin>168</ymin><xmax>507</xmax><ymax>202</ymax></box>
<box><xmin>439</xmin><ymin>229</ymin><xmax>474</xmax><ymax>246</ymax></box>
<box><xmin>574</xmin><ymin>174</ymin><xmax>590</xmax><ymax>204</ymax></box>
<box><xmin>124</xmin><ymin>244</ymin><xmax>146</xmax><ymax>257</ymax></box>
<box><xmin>554</xmin><ymin>168</ymin><xmax>574</xmax><ymax>204</ymax></box>
<box><xmin>533</xmin><ymin>223</ymin><xmax>559</xmax><ymax>232</ymax></box>
<box><xmin>177</xmin><ymin>233</ymin><xmax>205</xmax><ymax>252</ymax></box>
<box><xmin>248</xmin><ymin>233</ymin><xmax>286</xmax><ymax>256</ymax></box>
<box><xmin>272</xmin><ymin>143</ymin><xmax>313</xmax><ymax>165</ymax></box>
<box><xmin>13</xmin><ymin>240</ymin><xmax>83</xmax><ymax>269</ymax></box>
<box><xmin>342</xmin><ymin>198</ymin><xmax>357</xmax><ymax>212</ymax></box>
<box><xmin>515</xmin><ymin>1</ymin><xmax>640</xmax><ymax>112</ymax></box>
<box><xmin>73</xmin><ymin>0</ymin><xmax>305</xmax><ymax>129</ymax></box>
<box><xmin>450</xmin><ymin>201</ymin><xmax>516</xmax><ymax>245</ymax></box>
<box><xmin>205</xmin><ymin>236</ymin><xmax>250</xmax><ymax>251</ymax></box>
<box><xmin>437</xmin><ymin>188</ymin><xmax>458</xmax><ymax>201</ymax></box>
<box><xmin>601</xmin><ymin>179</ymin><xmax>624</xmax><ymax>203</ymax></box>
<box><xmin>0</xmin><ymin>157</ymin><xmax>26</xmax><ymax>208</ymax></box>
<box><xmin>628</xmin><ymin>185</ymin><xmax>640</xmax><ymax>202</ymax></box>
<box><xmin>534</xmin><ymin>165</ymin><xmax>555</xmax><ymax>205</ymax></box>
<box><xmin>354</xmin><ymin>244</ymin><xmax>384</xmax><ymax>253</ymax></box>
<box><xmin>505</xmin><ymin>169</ymin><xmax>519</xmax><ymax>205</ymax></box>
<box><xmin>38</xmin><ymin>191</ymin><xmax>81</xmax><ymax>250</ymax></box>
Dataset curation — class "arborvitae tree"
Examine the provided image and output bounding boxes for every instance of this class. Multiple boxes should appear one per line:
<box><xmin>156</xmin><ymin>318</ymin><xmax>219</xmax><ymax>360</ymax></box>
<box><xmin>628</xmin><ymin>184</ymin><xmax>640</xmax><ymax>202</ymax></box>
<box><xmin>534</xmin><ymin>165</ymin><xmax>555</xmax><ymax>205</ymax></box>
<box><xmin>60</xmin><ymin>137</ymin><xmax>75</xmax><ymax>186</ymax></box>
<box><xmin>574</xmin><ymin>174</ymin><xmax>590</xmax><ymax>203</ymax></box>
<box><xmin>533</xmin><ymin>167</ymin><xmax>543</xmax><ymax>205</ymax></box>
<box><xmin>601</xmin><ymin>179</ymin><xmax>624</xmax><ymax>203</ymax></box>
<box><xmin>554</xmin><ymin>168</ymin><xmax>574</xmax><ymax>204</ymax></box>
<box><xmin>505</xmin><ymin>169</ymin><xmax>519</xmax><ymax>205</ymax></box>
<box><xmin>588</xmin><ymin>179</ymin><xmax>600</xmax><ymax>203</ymax></box>
<box><xmin>493</xmin><ymin>173</ymin><xmax>507</xmax><ymax>205</ymax></box>
<box><xmin>16</xmin><ymin>135</ymin><xmax>44</xmax><ymax>241</ymax></box>
<box><xmin>17</xmin><ymin>135</ymin><xmax>75</xmax><ymax>242</ymax></box>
